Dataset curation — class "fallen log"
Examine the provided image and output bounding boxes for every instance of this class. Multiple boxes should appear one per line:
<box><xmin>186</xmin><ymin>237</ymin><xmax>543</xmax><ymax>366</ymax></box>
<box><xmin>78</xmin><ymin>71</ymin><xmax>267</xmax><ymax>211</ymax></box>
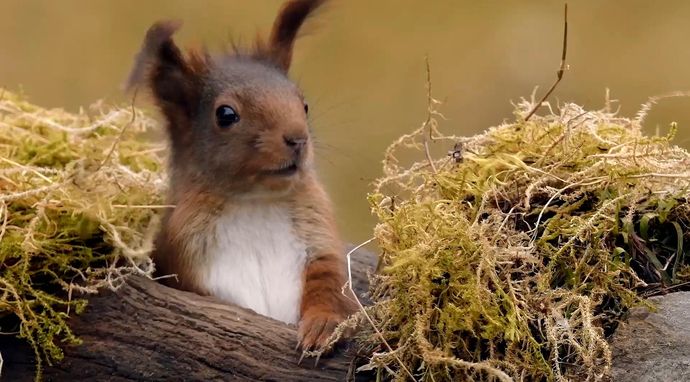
<box><xmin>1</xmin><ymin>246</ymin><xmax>377</xmax><ymax>381</ymax></box>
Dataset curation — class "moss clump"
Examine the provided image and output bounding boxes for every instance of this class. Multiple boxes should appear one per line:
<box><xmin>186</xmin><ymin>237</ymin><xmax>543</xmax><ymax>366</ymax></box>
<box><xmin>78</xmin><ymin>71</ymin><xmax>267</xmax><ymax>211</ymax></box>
<box><xmin>0</xmin><ymin>90</ymin><xmax>165</xmax><ymax>379</ymax></box>
<box><xmin>361</xmin><ymin>95</ymin><xmax>690</xmax><ymax>381</ymax></box>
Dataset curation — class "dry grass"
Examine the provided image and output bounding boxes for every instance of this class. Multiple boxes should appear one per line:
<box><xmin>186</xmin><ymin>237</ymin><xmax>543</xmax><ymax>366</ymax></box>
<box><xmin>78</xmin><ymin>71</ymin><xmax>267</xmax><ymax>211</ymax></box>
<box><xmin>357</xmin><ymin>92</ymin><xmax>690</xmax><ymax>381</ymax></box>
<box><xmin>0</xmin><ymin>89</ymin><xmax>166</xmax><ymax>379</ymax></box>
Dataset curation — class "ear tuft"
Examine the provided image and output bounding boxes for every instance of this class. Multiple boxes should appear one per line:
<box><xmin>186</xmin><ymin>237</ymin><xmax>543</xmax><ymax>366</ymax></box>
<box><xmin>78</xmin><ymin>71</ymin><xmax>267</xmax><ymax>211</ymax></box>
<box><xmin>261</xmin><ymin>0</ymin><xmax>327</xmax><ymax>71</ymax></box>
<box><xmin>126</xmin><ymin>20</ymin><xmax>184</xmax><ymax>91</ymax></box>
<box><xmin>126</xmin><ymin>20</ymin><xmax>208</xmax><ymax>145</ymax></box>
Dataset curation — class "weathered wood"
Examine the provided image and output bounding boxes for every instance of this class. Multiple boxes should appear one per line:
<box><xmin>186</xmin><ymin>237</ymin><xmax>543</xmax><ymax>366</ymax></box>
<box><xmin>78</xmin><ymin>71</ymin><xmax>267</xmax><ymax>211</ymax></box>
<box><xmin>2</xmin><ymin>246</ymin><xmax>377</xmax><ymax>382</ymax></box>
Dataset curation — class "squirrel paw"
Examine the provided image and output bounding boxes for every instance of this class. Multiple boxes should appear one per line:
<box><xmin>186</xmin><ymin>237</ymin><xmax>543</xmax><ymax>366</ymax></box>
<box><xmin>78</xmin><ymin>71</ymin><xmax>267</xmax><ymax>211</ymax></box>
<box><xmin>297</xmin><ymin>310</ymin><xmax>344</xmax><ymax>352</ymax></box>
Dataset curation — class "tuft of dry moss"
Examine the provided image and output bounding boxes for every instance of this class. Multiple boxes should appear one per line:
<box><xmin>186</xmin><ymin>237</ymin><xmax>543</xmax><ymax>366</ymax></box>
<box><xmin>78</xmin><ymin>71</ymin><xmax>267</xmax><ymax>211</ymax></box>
<box><xmin>0</xmin><ymin>89</ymin><xmax>165</xmax><ymax>379</ymax></box>
<box><xmin>360</xmin><ymin>93</ymin><xmax>690</xmax><ymax>381</ymax></box>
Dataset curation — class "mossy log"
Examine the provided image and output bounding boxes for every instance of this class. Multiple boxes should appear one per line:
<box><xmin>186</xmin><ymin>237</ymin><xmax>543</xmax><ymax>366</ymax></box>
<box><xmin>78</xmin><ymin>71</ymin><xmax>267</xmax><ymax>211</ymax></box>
<box><xmin>1</xmin><ymin>247</ymin><xmax>376</xmax><ymax>382</ymax></box>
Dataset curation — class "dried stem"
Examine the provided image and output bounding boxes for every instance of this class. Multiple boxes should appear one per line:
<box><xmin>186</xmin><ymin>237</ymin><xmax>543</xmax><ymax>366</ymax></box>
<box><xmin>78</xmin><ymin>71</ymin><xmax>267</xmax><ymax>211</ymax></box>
<box><xmin>345</xmin><ymin>238</ymin><xmax>418</xmax><ymax>382</ymax></box>
<box><xmin>423</xmin><ymin>56</ymin><xmax>438</xmax><ymax>174</ymax></box>
<box><xmin>524</xmin><ymin>3</ymin><xmax>569</xmax><ymax>121</ymax></box>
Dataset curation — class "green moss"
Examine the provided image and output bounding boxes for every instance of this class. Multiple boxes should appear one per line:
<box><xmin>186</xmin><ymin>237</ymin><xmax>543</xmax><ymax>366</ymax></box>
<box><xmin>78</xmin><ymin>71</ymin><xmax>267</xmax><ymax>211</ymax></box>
<box><xmin>360</xmin><ymin>97</ymin><xmax>690</xmax><ymax>381</ymax></box>
<box><xmin>0</xmin><ymin>90</ymin><xmax>165</xmax><ymax>380</ymax></box>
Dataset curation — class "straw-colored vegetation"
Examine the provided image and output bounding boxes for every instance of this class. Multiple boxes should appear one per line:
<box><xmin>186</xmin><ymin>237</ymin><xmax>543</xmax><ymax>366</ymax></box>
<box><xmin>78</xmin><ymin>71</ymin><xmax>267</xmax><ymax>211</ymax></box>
<box><xmin>0</xmin><ymin>89</ymin><xmax>164</xmax><ymax>379</ymax></box>
<box><xmin>2</xmin><ymin>86</ymin><xmax>690</xmax><ymax>382</ymax></box>
<box><xmin>358</xmin><ymin>93</ymin><xmax>690</xmax><ymax>381</ymax></box>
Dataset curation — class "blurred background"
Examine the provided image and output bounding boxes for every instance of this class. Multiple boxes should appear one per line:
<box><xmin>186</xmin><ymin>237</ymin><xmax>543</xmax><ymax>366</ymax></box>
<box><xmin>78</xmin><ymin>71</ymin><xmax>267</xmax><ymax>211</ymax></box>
<box><xmin>1</xmin><ymin>0</ymin><xmax>689</xmax><ymax>244</ymax></box>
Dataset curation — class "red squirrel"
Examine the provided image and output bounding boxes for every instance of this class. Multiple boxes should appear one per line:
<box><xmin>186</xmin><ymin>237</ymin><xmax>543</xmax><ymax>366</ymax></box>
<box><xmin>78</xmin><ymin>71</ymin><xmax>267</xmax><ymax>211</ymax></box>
<box><xmin>127</xmin><ymin>0</ymin><xmax>353</xmax><ymax>351</ymax></box>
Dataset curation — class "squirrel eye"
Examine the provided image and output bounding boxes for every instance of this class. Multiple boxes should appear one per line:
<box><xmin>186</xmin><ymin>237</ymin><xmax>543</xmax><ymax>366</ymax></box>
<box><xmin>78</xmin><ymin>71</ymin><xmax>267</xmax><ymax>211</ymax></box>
<box><xmin>303</xmin><ymin>102</ymin><xmax>309</xmax><ymax>115</ymax></box>
<box><xmin>215</xmin><ymin>105</ymin><xmax>240</xmax><ymax>128</ymax></box>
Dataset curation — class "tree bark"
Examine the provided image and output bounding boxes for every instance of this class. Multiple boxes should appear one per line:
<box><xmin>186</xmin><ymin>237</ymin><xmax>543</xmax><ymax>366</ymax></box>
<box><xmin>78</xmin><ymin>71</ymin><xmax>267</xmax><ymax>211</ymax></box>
<box><xmin>1</xmin><ymin>247</ymin><xmax>378</xmax><ymax>382</ymax></box>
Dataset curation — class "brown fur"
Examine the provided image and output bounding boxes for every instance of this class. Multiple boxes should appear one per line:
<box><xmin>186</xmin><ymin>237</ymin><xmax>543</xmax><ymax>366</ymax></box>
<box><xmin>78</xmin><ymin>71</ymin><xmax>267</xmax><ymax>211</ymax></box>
<box><xmin>292</xmin><ymin>177</ymin><xmax>356</xmax><ymax>348</ymax></box>
<box><xmin>155</xmin><ymin>184</ymin><xmax>223</xmax><ymax>293</ymax></box>
<box><xmin>128</xmin><ymin>0</ymin><xmax>352</xmax><ymax>351</ymax></box>
<box><xmin>255</xmin><ymin>0</ymin><xmax>327</xmax><ymax>71</ymax></box>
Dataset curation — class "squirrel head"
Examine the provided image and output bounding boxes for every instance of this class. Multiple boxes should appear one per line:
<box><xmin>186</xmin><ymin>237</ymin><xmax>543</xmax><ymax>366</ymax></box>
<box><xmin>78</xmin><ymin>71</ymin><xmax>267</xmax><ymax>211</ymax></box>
<box><xmin>127</xmin><ymin>0</ymin><xmax>326</xmax><ymax>197</ymax></box>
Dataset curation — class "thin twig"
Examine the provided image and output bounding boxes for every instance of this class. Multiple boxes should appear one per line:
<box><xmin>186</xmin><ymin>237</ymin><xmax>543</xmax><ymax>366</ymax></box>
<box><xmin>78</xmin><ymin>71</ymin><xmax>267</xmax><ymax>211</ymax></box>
<box><xmin>344</xmin><ymin>238</ymin><xmax>418</xmax><ymax>381</ymax></box>
<box><xmin>111</xmin><ymin>204</ymin><xmax>176</xmax><ymax>209</ymax></box>
<box><xmin>0</xmin><ymin>157</ymin><xmax>54</xmax><ymax>183</ymax></box>
<box><xmin>524</xmin><ymin>3</ymin><xmax>569</xmax><ymax>121</ymax></box>
<box><xmin>96</xmin><ymin>88</ymin><xmax>139</xmax><ymax>172</ymax></box>
<box><xmin>644</xmin><ymin>280</ymin><xmax>690</xmax><ymax>297</ymax></box>
<box><xmin>423</xmin><ymin>56</ymin><xmax>438</xmax><ymax>173</ymax></box>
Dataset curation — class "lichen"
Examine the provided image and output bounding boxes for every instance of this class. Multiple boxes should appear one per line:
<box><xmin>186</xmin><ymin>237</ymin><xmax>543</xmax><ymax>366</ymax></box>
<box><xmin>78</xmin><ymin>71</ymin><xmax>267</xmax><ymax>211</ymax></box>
<box><xmin>0</xmin><ymin>89</ymin><xmax>165</xmax><ymax>380</ymax></box>
<box><xmin>359</xmin><ymin>93</ymin><xmax>690</xmax><ymax>381</ymax></box>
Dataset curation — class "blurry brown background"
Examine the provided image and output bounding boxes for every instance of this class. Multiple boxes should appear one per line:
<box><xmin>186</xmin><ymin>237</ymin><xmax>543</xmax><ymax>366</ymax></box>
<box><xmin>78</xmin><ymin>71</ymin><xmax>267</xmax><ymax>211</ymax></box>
<box><xmin>1</xmin><ymin>0</ymin><xmax>689</xmax><ymax>243</ymax></box>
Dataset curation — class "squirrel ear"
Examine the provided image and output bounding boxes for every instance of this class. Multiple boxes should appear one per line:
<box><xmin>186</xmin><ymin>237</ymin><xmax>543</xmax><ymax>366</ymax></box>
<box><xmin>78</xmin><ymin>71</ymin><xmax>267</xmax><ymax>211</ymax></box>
<box><xmin>263</xmin><ymin>0</ymin><xmax>326</xmax><ymax>71</ymax></box>
<box><xmin>126</xmin><ymin>20</ymin><xmax>204</xmax><ymax>123</ymax></box>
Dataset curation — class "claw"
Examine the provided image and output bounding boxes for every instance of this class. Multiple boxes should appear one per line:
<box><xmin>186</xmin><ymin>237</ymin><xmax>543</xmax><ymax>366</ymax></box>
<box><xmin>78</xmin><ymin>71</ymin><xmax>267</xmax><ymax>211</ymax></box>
<box><xmin>298</xmin><ymin>350</ymin><xmax>307</xmax><ymax>365</ymax></box>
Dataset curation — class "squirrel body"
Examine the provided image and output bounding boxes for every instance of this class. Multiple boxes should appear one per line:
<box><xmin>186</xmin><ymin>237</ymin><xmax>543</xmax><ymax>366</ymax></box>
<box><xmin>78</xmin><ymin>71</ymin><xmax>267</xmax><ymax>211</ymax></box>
<box><xmin>128</xmin><ymin>0</ymin><xmax>353</xmax><ymax>351</ymax></box>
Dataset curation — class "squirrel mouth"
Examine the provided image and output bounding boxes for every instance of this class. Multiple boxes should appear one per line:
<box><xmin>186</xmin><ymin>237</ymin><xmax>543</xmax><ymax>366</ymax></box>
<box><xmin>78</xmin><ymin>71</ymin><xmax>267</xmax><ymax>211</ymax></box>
<box><xmin>264</xmin><ymin>161</ymin><xmax>299</xmax><ymax>176</ymax></box>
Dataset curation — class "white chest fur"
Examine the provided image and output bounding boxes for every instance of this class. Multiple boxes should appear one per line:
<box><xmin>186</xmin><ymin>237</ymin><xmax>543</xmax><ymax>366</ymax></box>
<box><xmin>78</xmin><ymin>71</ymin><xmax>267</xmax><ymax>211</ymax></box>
<box><xmin>202</xmin><ymin>202</ymin><xmax>307</xmax><ymax>324</ymax></box>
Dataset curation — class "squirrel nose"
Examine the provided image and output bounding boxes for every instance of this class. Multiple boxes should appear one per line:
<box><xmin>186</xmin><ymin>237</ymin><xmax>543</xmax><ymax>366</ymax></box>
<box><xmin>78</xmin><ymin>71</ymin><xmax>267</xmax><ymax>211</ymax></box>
<box><xmin>283</xmin><ymin>135</ymin><xmax>308</xmax><ymax>153</ymax></box>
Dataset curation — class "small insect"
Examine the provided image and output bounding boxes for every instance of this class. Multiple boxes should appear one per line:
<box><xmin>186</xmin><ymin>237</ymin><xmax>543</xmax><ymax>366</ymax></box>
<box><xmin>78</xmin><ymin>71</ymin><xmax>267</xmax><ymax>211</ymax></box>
<box><xmin>448</xmin><ymin>142</ymin><xmax>464</xmax><ymax>163</ymax></box>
